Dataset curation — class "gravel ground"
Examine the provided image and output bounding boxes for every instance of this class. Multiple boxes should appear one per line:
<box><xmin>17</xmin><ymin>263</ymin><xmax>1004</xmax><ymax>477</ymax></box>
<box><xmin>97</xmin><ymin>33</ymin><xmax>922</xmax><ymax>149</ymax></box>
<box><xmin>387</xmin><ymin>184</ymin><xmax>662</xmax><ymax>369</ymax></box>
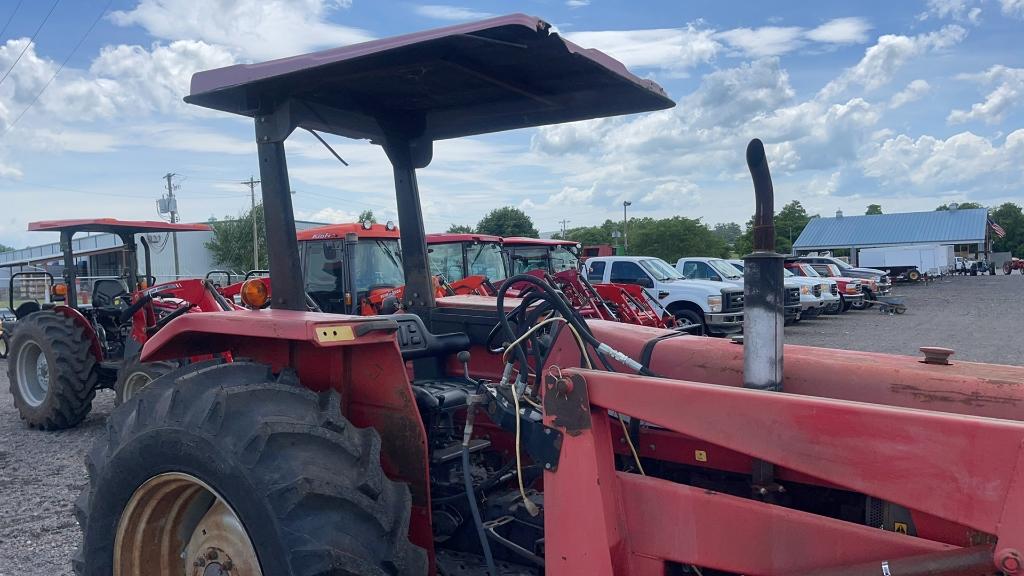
<box><xmin>0</xmin><ymin>273</ymin><xmax>1021</xmax><ymax>574</ymax></box>
<box><xmin>0</xmin><ymin>383</ymin><xmax>115</xmax><ymax>576</ymax></box>
<box><xmin>786</xmin><ymin>274</ymin><xmax>1024</xmax><ymax>366</ymax></box>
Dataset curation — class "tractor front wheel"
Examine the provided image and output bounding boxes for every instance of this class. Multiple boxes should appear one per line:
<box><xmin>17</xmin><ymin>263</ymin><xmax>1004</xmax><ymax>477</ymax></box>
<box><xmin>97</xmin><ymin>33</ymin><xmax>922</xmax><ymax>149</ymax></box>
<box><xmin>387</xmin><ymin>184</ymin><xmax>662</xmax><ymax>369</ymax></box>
<box><xmin>0</xmin><ymin>331</ymin><xmax>9</xmax><ymax>360</ymax></box>
<box><xmin>6</xmin><ymin>311</ymin><xmax>97</xmax><ymax>429</ymax></box>
<box><xmin>112</xmin><ymin>358</ymin><xmax>178</xmax><ymax>406</ymax></box>
<box><xmin>75</xmin><ymin>360</ymin><xmax>427</xmax><ymax>576</ymax></box>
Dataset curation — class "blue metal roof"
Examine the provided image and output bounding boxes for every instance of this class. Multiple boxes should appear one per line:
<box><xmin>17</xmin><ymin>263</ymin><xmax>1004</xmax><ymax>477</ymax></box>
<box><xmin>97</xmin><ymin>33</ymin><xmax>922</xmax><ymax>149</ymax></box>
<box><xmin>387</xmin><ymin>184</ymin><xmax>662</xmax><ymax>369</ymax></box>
<box><xmin>793</xmin><ymin>208</ymin><xmax>988</xmax><ymax>250</ymax></box>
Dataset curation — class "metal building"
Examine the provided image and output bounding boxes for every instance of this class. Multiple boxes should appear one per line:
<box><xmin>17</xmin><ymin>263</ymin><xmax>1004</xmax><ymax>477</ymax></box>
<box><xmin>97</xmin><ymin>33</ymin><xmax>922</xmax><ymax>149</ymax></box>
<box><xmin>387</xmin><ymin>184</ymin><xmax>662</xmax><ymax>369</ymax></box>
<box><xmin>792</xmin><ymin>208</ymin><xmax>991</xmax><ymax>265</ymax></box>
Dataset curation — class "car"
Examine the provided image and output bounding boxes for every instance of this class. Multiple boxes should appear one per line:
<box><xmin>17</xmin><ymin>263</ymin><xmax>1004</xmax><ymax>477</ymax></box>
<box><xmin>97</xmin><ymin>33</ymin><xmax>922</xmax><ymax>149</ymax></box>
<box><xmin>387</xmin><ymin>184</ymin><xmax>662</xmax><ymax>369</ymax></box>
<box><xmin>728</xmin><ymin>259</ymin><xmax>832</xmax><ymax>319</ymax></box>
<box><xmin>587</xmin><ymin>255</ymin><xmax>744</xmax><ymax>336</ymax></box>
<box><xmin>798</xmin><ymin>255</ymin><xmax>891</xmax><ymax>298</ymax></box>
<box><xmin>676</xmin><ymin>257</ymin><xmax>802</xmax><ymax>323</ymax></box>
<box><xmin>788</xmin><ymin>261</ymin><xmax>864</xmax><ymax>312</ymax></box>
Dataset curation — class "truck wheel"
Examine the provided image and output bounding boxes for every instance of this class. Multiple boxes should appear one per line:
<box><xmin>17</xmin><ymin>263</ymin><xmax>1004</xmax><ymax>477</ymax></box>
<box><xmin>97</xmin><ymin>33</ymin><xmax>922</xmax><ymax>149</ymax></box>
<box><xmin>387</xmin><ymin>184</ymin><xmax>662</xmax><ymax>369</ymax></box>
<box><xmin>908</xmin><ymin>269</ymin><xmax>921</xmax><ymax>281</ymax></box>
<box><xmin>7</xmin><ymin>311</ymin><xmax>96</xmax><ymax>430</ymax></box>
<box><xmin>0</xmin><ymin>332</ymin><xmax>9</xmax><ymax>359</ymax></box>
<box><xmin>1004</xmin><ymin>263</ymin><xmax>1012</xmax><ymax>275</ymax></box>
<box><xmin>840</xmin><ymin>297</ymin><xmax>851</xmax><ymax>313</ymax></box>
<box><xmin>113</xmin><ymin>358</ymin><xmax>179</xmax><ymax>406</ymax></box>
<box><xmin>75</xmin><ymin>360</ymin><xmax>427</xmax><ymax>576</ymax></box>
<box><xmin>672</xmin><ymin>309</ymin><xmax>704</xmax><ymax>334</ymax></box>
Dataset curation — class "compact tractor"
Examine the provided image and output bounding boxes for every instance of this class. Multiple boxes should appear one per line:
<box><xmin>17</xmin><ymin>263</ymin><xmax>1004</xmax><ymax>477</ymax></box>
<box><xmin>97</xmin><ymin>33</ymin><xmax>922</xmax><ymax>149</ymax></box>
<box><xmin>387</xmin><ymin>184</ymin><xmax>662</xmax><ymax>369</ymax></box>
<box><xmin>3</xmin><ymin>218</ymin><xmax>236</xmax><ymax>428</ymax></box>
<box><xmin>76</xmin><ymin>15</ymin><xmax>1024</xmax><ymax>576</ymax></box>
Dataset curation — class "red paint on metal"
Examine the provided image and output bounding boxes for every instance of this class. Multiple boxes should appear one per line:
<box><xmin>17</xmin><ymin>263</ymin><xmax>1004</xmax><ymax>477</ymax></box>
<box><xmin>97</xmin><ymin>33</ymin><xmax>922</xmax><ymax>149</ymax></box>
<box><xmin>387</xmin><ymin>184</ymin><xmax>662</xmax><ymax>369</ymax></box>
<box><xmin>27</xmin><ymin>219</ymin><xmax>210</xmax><ymax>233</ymax></box>
<box><xmin>502</xmin><ymin>236</ymin><xmax>579</xmax><ymax>247</ymax></box>
<box><xmin>426</xmin><ymin>233</ymin><xmax>502</xmax><ymax>244</ymax></box>
<box><xmin>295</xmin><ymin>222</ymin><xmax>399</xmax><ymax>241</ymax></box>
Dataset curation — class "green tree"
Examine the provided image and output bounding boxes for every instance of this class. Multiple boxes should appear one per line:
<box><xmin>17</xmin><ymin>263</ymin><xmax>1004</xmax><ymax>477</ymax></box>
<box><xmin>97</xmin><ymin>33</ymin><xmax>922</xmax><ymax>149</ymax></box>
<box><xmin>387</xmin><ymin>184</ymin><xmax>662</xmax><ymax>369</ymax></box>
<box><xmin>558</xmin><ymin>219</ymin><xmax>620</xmax><ymax>245</ymax></box>
<box><xmin>734</xmin><ymin>201</ymin><xmax>816</xmax><ymax>255</ymax></box>
<box><xmin>992</xmin><ymin>202</ymin><xmax>1024</xmax><ymax>256</ymax></box>
<box><xmin>0</xmin><ymin>243</ymin><xmax>14</xmax><ymax>253</ymax></box>
<box><xmin>205</xmin><ymin>205</ymin><xmax>267</xmax><ymax>272</ymax></box>
<box><xmin>711</xmin><ymin>222</ymin><xmax>742</xmax><ymax>248</ymax></box>
<box><xmin>936</xmin><ymin>202</ymin><xmax>984</xmax><ymax>211</ymax></box>
<box><xmin>629</xmin><ymin>216</ymin><xmax>728</xmax><ymax>261</ymax></box>
<box><xmin>476</xmin><ymin>206</ymin><xmax>538</xmax><ymax>237</ymax></box>
<box><xmin>358</xmin><ymin>210</ymin><xmax>377</xmax><ymax>223</ymax></box>
<box><xmin>446</xmin><ymin>224</ymin><xmax>475</xmax><ymax>233</ymax></box>
<box><xmin>865</xmin><ymin>204</ymin><xmax>883</xmax><ymax>215</ymax></box>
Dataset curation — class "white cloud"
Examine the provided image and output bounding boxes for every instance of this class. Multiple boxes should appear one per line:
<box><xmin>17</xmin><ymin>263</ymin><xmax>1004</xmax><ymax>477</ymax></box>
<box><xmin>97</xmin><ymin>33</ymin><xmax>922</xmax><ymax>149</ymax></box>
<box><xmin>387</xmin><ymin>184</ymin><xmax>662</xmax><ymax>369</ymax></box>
<box><xmin>920</xmin><ymin>0</ymin><xmax>983</xmax><ymax>23</ymax></box>
<box><xmin>819</xmin><ymin>25</ymin><xmax>966</xmax><ymax>100</ymax></box>
<box><xmin>862</xmin><ymin>130</ymin><xmax>1024</xmax><ymax>193</ymax></box>
<box><xmin>296</xmin><ymin>207</ymin><xmax>362</xmax><ymax>223</ymax></box>
<box><xmin>948</xmin><ymin>65</ymin><xmax>1024</xmax><ymax>124</ymax></box>
<box><xmin>109</xmin><ymin>0</ymin><xmax>373</xmax><ymax>61</ymax></box>
<box><xmin>414</xmin><ymin>5</ymin><xmax>495</xmax><ymax>21</ymax></box>
<box><xmin>890</xmin><ymin>79</ymin><xmax>931</xmax><ymax>108</ymax></box>
<box><xmin>565</xmin><ymin>25</ymin><xmax>719</xmax><ymax>73</ymax></box>
<box><xmin>566</xmin><ymin>0</ymin><xmax>591</xmax><ymax>7</ymax></box>
<box><xmin>717</xmin><ymin>26</ymin><xmax>804</xmax><ymax>57</ymax></box>
<box><xmin>805</xmin><ymin>17</ymin><xmax>872</xmax><ymax>44</ymax></box>
<box><xmin>1000</xmin><ymin>0</ymin><xmax>1024</xmax><ymax>17</ymax></box>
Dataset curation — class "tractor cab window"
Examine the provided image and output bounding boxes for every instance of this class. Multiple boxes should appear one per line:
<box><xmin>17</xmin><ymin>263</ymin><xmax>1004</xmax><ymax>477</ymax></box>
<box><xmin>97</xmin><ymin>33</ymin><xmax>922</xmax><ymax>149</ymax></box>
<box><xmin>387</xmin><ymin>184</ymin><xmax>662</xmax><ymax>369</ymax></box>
<box><xmin>302</xmin><ymin>240</ymin><xmax>347</xmax><ymax>312</ymax></box>
<box><xmin>350</xmin><ymin>239</ymin><xmax>404</xmax><ymax>297</ymax></box>
<box><xmin>509</xmin><ymin>247</ymin><xmax>549</xmax><ymax>275</ymax></box>
<box><xmin>549</xmin><ymin>246</ymin><xmax>579</xmax><ymax>273</ymax></box>
<box><xmin>466</xmin><ymin>242</ymin><xmax>506</xmax><ymax>281</ymax></box>
<box><xmin>429</xmin><ymin>243</ymin><xmax>464</xmax><ymax>281</ymax></box>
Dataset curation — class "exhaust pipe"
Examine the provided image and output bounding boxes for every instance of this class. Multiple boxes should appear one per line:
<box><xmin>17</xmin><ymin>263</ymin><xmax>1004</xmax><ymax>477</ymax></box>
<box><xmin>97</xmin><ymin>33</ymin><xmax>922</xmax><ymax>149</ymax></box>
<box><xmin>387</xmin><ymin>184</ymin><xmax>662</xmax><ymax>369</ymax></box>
<box><xmin>743</xmin><ymin>138</ymin><xmax>786</xmax><ymax>495</ymax></box>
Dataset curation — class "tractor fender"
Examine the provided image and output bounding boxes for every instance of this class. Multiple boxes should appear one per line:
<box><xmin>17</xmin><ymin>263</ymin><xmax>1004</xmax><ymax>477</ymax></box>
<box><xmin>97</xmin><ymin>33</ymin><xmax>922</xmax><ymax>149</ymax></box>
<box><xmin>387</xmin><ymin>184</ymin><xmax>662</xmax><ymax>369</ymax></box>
<box><xmin>52</xmin><ymin>305</ymin><xmax>103</xmax><ymax>362</ymax></box>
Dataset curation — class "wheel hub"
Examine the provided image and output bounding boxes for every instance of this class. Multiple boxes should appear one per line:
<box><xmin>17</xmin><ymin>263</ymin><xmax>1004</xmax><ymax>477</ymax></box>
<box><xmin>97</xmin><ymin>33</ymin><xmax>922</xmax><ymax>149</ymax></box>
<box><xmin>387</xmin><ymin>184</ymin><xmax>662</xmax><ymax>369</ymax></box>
<box><xmin>15</xmin><ymin>341</ymin><xmax>49</xmax><ymax>407</ymax></box>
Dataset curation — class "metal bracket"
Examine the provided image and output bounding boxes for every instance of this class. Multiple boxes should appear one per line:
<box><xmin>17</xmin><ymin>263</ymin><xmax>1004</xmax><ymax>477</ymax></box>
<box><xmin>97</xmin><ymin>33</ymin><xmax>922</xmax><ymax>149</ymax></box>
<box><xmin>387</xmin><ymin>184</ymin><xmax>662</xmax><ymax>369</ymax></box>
<box><xmin>254</xmin><ymin>102</ymin><xmax>297</xmax><ymax>144</ymax></box>
<box><xmin>486</xmin><ymin>387</ymin><xmax>564</xmax><ymax>471</ymax></box>
<box><xmin>543</xmin><ymin>372</ymin><xmax>592</xmax><ymax>436</ymax></box>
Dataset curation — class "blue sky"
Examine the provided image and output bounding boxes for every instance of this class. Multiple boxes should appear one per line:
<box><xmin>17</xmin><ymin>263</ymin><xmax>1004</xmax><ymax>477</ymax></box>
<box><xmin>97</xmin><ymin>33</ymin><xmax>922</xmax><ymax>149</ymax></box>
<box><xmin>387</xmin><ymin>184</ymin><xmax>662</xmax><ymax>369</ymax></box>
<box><xmin>1</xmin><ymin>0</ymin><xmax>1022</xmax><ymax>248</ymax></box>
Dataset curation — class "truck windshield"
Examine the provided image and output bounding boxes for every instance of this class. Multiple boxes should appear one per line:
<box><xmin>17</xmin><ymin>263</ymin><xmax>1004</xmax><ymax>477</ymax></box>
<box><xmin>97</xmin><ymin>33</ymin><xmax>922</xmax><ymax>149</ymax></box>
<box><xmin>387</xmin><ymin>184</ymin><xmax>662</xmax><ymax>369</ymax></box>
<box><xmin>831</xmin><ymin>258</ymin><xmax>854</xmax><ymax>271</ymax></box>
<box><xmin>639</xmin><ymin>258</ymin><xmax>684</xmax><ymax>281</ymax></box>
<box><xmin>467</xmin><ymin>242</ymin><xmax>507</xmax><ymax>281</ymax></box>
<box><xmin>826</xmin><ymin>264</ymin><xmax>843</xmax><ymax>277</ymax></box>
<box><xmin>709</xmin><ymin>259</ymin><xmax>743</xmax><ymax>280</ymax></box>
<box><xmin>798</xmin><ymin>264</ymin><xmax>820</xmax><ymax>277</ymax></box>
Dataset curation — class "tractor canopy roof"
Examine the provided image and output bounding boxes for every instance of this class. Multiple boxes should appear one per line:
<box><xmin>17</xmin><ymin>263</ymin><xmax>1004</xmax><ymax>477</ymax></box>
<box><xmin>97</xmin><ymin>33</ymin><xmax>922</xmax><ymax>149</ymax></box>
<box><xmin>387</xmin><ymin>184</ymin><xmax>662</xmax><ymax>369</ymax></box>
<box><xmin>426</xmin><ymin>233</ymin><xmax>502</xmax><ymax>244</ymax></box>
<box><xmin>502</xmin><ymin>237</ymin><xmax>579</xmax><ymax>247</ymax></box>
<box><xmin>184</xmin><ymin>13</ymin><xmax>674</xmax><ymax>142</ymax></box>
<box><xmin>28</xmin><ymin>219</ymin><xmax>211</xmax><ymax>235</ymax></box>
<box><xmin>296</xmin><ymin>222</ymin><xmax>400</xmax><ymax>241</ymax></box>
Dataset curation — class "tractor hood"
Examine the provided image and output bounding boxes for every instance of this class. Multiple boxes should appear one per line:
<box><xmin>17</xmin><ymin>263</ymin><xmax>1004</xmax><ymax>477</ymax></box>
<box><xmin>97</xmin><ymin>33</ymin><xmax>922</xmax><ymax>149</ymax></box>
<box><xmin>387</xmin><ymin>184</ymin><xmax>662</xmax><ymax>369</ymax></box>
<box><xmin>184</xmin><ymin>14</ymin><xmax>675</xmax><ymax>142</ymax></box>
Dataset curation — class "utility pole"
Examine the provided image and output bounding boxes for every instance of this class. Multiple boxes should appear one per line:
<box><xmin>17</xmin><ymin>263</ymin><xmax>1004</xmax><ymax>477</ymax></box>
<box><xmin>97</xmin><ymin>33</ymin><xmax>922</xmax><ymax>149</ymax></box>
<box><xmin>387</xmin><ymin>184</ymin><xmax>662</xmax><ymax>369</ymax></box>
<box><xmin>164</xmin><ymin>173</ymin><xmax>180</xmax><ymax>277</ymax></box>
<box><xmin>559</xmin><ymin>219</ymin><xmax>570</xmax><ymax>238</ymax></box>
<box><xmin>242</xmin><ymin>176</ymin><xmax>261</xmax><ymax>270</ymax></box>
<box><xmin>623</xmin><ymin>201</ymin><xmax>632</xmax><ymax>255</ymax></box>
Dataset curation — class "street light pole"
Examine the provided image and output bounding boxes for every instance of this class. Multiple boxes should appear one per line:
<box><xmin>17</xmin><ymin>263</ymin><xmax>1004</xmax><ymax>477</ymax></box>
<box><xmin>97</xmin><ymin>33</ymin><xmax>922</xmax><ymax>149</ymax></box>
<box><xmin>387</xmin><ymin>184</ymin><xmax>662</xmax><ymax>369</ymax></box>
<box><xmin>623</xmin><ymin>200</ymin><xmax>632</xmax><ymax>255</ymax></box>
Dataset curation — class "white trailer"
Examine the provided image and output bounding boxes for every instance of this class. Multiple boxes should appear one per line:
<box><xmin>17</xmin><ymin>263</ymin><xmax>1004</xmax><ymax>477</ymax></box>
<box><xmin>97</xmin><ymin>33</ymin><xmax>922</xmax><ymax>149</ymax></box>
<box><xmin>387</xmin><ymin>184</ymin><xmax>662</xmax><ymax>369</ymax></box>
<box><xmin>857</xmin><ymin>244</ymin><xmax>953</xmax><ymax>280</ymax></box>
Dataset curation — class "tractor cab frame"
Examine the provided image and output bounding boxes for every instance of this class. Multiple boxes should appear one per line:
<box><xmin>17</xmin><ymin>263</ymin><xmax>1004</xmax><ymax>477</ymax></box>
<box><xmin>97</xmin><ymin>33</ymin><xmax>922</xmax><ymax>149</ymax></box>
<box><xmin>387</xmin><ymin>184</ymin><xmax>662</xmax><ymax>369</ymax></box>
<box><xmin>502</xmin><ymin>236</ymin><xmax>581</xmax><ymax>276</ymax></box>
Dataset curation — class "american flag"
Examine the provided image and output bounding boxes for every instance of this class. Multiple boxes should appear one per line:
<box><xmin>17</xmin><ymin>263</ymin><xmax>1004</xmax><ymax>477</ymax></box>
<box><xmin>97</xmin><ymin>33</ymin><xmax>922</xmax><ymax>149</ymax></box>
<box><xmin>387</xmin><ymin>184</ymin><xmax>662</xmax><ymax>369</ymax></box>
<box><xmin>989</xmin><ymin>218</ymin><xmax>1006</xmax><ymax>238</ymax></box>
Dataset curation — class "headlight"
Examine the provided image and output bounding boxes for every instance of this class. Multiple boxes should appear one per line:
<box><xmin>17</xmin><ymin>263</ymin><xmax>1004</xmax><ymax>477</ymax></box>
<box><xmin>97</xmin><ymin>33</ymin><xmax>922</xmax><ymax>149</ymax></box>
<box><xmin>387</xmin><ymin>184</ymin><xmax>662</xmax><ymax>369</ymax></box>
<box><xmin>845</xmin><ymin>284</ymin><xmax>859</xmax><ymax>294</ymax></box>
<box><xmin>800</xmin><ymin>285</ymin><xmax>810</xmax><ymax>295</ymax></box>
<box><xmin>707</xmin><ymin>295</ymin><xmax>722</xmax><ymax>313</ymax></box>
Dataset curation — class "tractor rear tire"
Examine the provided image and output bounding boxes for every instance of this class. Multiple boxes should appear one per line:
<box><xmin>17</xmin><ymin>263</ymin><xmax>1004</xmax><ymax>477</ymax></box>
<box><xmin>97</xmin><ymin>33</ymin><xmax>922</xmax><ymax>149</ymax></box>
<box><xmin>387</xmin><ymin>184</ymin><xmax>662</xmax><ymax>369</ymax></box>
<box><xmin>112</xmin><ymin>358</ymin><xmax>179</xmax><ymax>406</ymax></box>
<box><xmin>7</xmin><ymin>311</ymin><xmax>97</xmax><ymax>430</ymax></box>
<box><xmin>75</xmin><ymin>360</ymin><xmax>427</xmax><ymax>576</ymax></box>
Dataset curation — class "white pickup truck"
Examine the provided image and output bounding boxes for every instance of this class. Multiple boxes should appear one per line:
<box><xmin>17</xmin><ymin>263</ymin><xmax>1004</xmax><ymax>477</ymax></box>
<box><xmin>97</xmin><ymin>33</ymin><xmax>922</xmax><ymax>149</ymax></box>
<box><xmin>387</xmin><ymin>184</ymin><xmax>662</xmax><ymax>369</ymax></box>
<box><xmin>585</xmin><ymin>256</ymin><xmax>744</xmax><ymax>336</ymax></box>
<box><xmin>676</xmin><ymin>257</ymin><xmax>804</xmax><ymax>323</ymax></box>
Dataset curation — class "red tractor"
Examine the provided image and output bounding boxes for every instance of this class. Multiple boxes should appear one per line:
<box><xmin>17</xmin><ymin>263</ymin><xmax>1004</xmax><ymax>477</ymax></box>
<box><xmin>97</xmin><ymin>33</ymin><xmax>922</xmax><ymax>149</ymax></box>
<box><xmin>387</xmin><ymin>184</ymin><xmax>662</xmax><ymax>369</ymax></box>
<box><xmin>1004</xmin><ymin>257</ymin><xmax>1024</xmax><ymax>274</ymax></box>
<box><xmin>75</xmin><ymin>16</ymin><xmax>1024</xmax><ymax>576</ymax></box>
<box><xmin>3</xmin><ymin>218</ymin><xmax>237</xmax><ymax>427</ymax></box>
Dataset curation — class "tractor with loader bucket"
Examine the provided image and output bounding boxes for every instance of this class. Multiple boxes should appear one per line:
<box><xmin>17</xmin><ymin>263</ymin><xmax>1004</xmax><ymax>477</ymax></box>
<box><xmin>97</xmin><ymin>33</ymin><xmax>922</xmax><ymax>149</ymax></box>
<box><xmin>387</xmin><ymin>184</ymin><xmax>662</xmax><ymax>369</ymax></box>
<box><xmin>3</xmin><ymin>218</ymin><xmax>239</xmax><ymax>428</ymax></box>
<box><xmin>76</xmin><ymin>15</ymin><xmax>1024</xmax><ymax>576</ymax></box>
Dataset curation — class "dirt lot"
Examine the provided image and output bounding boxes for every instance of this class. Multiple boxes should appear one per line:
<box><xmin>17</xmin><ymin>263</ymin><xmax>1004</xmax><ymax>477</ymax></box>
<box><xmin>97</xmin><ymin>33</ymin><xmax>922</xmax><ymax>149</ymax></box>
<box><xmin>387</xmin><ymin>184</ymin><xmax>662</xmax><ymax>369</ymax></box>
<box><xmin>0</xmin><ymin>274</ymin><xmax>1021</xmax><ymax>574</ymax></box>
<box><xmin>786</xmin><ymin>274</ymin><xmax>1024</xmax><ymax>365</ymax></box>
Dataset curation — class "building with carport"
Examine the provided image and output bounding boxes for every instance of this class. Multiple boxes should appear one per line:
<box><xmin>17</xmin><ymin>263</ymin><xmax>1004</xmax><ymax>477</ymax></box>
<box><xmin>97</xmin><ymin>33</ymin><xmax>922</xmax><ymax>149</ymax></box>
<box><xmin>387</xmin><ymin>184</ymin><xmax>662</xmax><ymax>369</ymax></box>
<box><xmin>792</xmin><ymin>208</ymin><xmax>991</xmax><ymax>266</ymax></box>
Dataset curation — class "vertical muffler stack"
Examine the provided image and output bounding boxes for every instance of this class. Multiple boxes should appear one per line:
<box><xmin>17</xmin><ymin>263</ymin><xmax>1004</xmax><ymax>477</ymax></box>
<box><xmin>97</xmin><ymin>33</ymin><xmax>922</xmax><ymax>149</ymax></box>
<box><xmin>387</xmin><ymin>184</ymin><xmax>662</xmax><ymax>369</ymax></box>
<box><xmin>742</xmin><ymin>138</ymin><xmax>785</xmax><ymax>495</ymax></box>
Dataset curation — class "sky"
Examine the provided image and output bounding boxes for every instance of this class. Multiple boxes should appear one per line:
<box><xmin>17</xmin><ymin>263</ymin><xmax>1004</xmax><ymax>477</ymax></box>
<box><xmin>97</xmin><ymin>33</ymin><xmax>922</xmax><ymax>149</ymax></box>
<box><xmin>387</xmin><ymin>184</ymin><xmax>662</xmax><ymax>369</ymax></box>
<box><xmin>0</xmin><ymin>0</ymin><xmax>1022</xmax><ymax>248</ymax></box>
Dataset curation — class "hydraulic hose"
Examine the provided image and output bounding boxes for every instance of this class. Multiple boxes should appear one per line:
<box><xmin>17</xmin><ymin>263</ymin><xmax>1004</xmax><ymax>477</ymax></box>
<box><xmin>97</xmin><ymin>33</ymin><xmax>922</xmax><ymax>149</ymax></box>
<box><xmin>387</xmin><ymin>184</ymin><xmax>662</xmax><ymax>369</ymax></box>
<box><xmin>462</xmin><ymin>389</ymin><xmax>497</xmax><ymax>575</ymax></box>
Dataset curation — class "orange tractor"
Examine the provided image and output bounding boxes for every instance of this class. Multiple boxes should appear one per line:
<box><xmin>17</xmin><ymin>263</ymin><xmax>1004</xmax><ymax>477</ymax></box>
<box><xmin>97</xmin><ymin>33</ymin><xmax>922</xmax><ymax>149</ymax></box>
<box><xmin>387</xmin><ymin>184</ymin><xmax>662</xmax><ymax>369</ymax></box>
<box><xmin>75</xmin><ymin>15</ymin><xmax>1024</xmax><ymax>576</ymax></box>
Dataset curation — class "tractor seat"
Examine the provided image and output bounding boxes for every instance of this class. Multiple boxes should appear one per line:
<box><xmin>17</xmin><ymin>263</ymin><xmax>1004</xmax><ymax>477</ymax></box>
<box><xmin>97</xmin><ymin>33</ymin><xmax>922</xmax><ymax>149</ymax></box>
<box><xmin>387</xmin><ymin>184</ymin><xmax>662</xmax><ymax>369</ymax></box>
<box><xmin>91</xmin><ymin>278</ymin><xmax>129</xmax><ymax>309</ymax></box>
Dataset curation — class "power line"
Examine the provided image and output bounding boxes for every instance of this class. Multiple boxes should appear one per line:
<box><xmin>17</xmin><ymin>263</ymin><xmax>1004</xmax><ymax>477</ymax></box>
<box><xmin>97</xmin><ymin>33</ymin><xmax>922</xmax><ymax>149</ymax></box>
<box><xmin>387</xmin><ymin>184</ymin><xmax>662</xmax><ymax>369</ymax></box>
<box><xmin>0</xmin><ymin>0</ymin><xmax>25</xmax><ymax>41</ymax></box>
<box><xmin>3</xmin><ymin>0</ymin><xmax>110</xmax><ymax>137</ymax></box>
<box><xmin>0</xmin><ymin>0</ymin><xmax>60</xmax><ymax>88</ymax></box>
